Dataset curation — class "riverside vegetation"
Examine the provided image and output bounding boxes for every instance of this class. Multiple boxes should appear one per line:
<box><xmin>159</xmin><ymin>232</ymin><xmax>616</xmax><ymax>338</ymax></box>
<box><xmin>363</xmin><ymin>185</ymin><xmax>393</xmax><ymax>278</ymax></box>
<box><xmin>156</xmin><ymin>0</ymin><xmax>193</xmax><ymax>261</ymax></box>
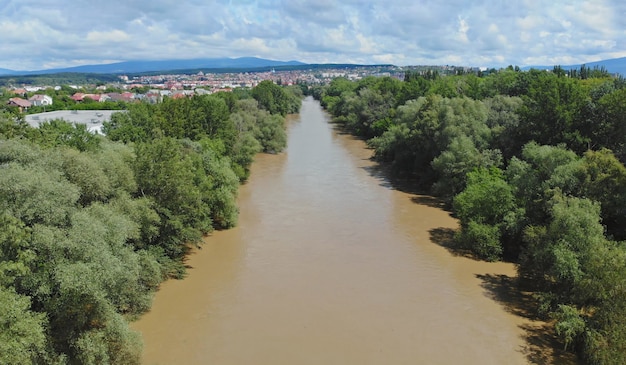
<box><xmin>0</xmin><ymin>80</ymin><xmax>302</xmax><ymax>364</ymax></box>
<box><xmin>312</xmin><ymin>66</ymin><xmax>626</xmax><ymax>364</ymax></box>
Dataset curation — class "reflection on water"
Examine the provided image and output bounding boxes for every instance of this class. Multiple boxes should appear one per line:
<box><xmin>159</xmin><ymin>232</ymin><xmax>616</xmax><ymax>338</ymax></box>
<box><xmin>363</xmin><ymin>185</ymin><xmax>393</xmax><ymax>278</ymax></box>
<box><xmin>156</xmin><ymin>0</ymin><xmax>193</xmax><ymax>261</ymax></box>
<box><xmin>132</xmin><ymin>97</ymin><xmax>575</xmax><ymax>364</ymax></box>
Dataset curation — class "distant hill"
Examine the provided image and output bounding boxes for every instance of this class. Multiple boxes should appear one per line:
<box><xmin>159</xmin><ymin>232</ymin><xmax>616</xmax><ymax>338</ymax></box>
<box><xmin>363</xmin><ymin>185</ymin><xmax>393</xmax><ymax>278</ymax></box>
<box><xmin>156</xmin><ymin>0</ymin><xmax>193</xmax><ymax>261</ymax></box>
<box><xmin>0</xmin><ymin>68</ymin><xmax>17</xmax><ymax>76</ymax></box>
<box><xmin>522</xmin><ymin>56</ymin><xmax>626</xmax><ymax>76</ymax></box>
<box><xmin>0</xmin><ymin>57</ymin><xmax>307</xmax><ymax>76</ymax></box>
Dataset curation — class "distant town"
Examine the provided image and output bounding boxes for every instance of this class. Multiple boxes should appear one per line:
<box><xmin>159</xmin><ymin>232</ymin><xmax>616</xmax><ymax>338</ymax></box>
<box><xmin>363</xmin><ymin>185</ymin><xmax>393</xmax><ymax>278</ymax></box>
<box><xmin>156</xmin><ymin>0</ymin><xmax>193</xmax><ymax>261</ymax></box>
<box><xmin>2</xmin><ymin>64</ymin><xmax>484</xmax><ymax>132</ymax></box>
<box><xmin>4</xmin><ymin>65</ymin><xmax>402</xmax><ymax>110</ymax></box>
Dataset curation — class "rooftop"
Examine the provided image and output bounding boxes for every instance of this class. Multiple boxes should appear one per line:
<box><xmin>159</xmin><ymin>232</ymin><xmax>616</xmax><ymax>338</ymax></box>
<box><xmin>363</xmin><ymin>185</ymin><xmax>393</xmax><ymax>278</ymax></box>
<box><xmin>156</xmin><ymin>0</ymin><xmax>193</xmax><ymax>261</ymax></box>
<box><xmin>23</xmin><ymin>110</ymin><xmax>124</xmax><ymax>134</ymax></box>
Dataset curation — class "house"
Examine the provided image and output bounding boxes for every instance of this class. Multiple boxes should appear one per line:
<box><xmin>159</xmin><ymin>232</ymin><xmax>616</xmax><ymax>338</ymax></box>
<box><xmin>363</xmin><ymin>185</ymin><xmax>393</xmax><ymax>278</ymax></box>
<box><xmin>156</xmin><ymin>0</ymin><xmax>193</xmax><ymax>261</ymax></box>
<box><xmin>106</xmin><ymin>92</ymin><xmax>124</xmax><ymax>101</ymax></box>
<box><xmin>97</xmin><ymin>94</ymin><xmax>111</xmax><ymax>102</ymax></box>
<box><xmin>72</xmin><ymin>93</ymin><xmax>109</xmax><ymax>102</ymax></box>
<box><xmin>7</xmin><ymin>97</ymin><xmax>32</xmax><ymax>112</ymax></box>
<box><xmin>29</xmin><ymin>94</ymin><xmax>53</xmax><ymax>106</ymax></box>
<box><xmin>71</xmin><ymin>93</ymin><xmax>85</xmax><ymax>102</ymax></box>
<box><xmin>145</xmin><ymin>92</ymin><xmax>162</xmax><ymax>104</ymax></box>
<box><xmin>194</xmin><ymin>88</ymin><xmax>210</xmax><ymax>95</ymax></box>
<box><xmin>170</xmin><ymin>91</ymin><xmax>188</xmax><ymax>100</ymax></box>
<box><xmin>87</xmin><ymin>94</ymin><xmax>110</xmax><ymax>102</ymax></box>
<box><xmin>11</xmin><ymin>88</ymin><xmax>27</xmax><ymax>96</ymax></box>
<box><xmin>106</xmin><ymin>92</ymin><xmax>135</xmax><ymax>102</ymax></box>
<box><xmin>83</xmin><ymin>94</ymin><xmax>102</xmax><ymax>102</ymax></box>
<box><xmin>120</xmin><ymin>92</ymin><xmax>135</xmax><ymax>101</ymax></box>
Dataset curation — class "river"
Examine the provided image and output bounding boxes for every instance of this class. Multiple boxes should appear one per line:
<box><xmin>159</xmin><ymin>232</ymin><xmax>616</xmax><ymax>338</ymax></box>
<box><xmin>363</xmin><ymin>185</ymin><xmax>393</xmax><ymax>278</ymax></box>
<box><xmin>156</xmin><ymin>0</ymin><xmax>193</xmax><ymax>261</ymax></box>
<box><xmin>132</xmin><ymin>97</ymin><xmax>574</xmax><ymax>364</ymax></box>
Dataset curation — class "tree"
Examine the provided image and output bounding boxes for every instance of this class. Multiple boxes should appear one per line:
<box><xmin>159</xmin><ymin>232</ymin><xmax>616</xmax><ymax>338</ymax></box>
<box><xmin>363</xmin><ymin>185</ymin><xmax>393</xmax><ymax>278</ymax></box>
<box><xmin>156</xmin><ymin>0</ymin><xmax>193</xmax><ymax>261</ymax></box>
<box><xmin>517</xmin><ymin>72</ymin><xmax>588</xmax><ymax>153</ymax></box>
<box><xmin>103</xmin><ymin>103</ymin><xmax>157</xmax><ymax>143</ymax></box>
<box><xmin>58</xmin><ymin>148</ymin><xmax>112</xmax><ymax>206</ymax></box>
<box><xmin>29</xmin><ymin>120</ymin><xmax>101</xmax><ymax>152</ymax></box>
<box><xmin>252</xmin><ymin>80</ymin><xmax>290</xmax><ymax>116</ymax></box>
<box><xmin>483</xmin><ymin>95</ymin><xmax>523</xmax><ymax>159</ymax></box>
<box><xmin>432</xmin><ymin>136</ymin><xmax>503</xmax><ymax>200</ymax></box>
<box><xmin>0</xmin><ymin>287</ymin><xmax>47</xmax><ymax>365</ymax></box>
<box><xmin>505</xmin><ymin>142</ymin><xmax>579</xmax><ymax>226</ymax></box>
<box><xmin>453</xmin><ymin>167</ymin><xmax>515</xmax><ymax>260</ymax></box>
<box><xmin>596</xmin><ymin>88</ymin><xmax>626</xmax><ymax>160</ymax></box>
<box><xmin>518</xmin><ymin>194</ymin><xmax>626</xmax><ymax>364</ymax></box>
<box><xmin>577</xmin><ymin>149</ymin><xmax>626</xmax><ymax>240</ymax></box>
<box><xmin>0</xmin><ymin>212</ymin><xmax>34</xmax><ymax>288</ymax></box>
<box><xmin>255</xmin><ymin>113</ymin><xmax>287</xmax><ymax>153</ymax></box>
<box><xmin>0</xmin><ymin>163</ymin><xmax>80</xmax><ymax>227</ymax></box>
<box><xmin>186</xmin><ymin>95</ymin><xmax>234</xmax><ymax>143</ymax></box>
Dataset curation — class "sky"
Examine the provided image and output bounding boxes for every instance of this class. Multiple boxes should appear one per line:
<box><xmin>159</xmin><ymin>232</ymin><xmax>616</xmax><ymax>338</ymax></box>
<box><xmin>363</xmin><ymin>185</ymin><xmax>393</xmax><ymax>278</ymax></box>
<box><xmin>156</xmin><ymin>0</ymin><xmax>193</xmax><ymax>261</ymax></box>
<box><xmin>1</xmin><ymin>0</ymin><xmax>625</xmax><ymax>71</ymax></box>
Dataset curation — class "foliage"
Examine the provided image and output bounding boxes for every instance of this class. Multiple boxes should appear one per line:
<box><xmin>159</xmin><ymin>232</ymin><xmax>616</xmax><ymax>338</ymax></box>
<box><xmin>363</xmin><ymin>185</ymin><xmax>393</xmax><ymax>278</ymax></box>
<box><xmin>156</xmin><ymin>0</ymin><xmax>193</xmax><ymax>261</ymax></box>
<box><xmin>0</xmin><ymin>80</ymin><xmax>296</xmax><ymax>363</ymax></box>
<box><xmin>0</xmin><ymin>138</ymin><xmax>157</xmax><ymax>363</ymax></box>
<box><xmin>252</xmin><ymin>80</ymin><xmax>301</xmax><ymax>116</ymax></box>
<box><xmin>453</xmin><ymin>167</ymin><xmax>515</xmax><ymax>260</ymax></box>
<box><xmin>255</xmin><ymin>113</ymin><xmax>287</xmax><ymax>153</ymax></box>
<box><xmin>0</xmin><ymin>287</ymin><xmax>47</xmax><ymax>364</ymax></box>
<box><xmin>27</xmin><ymin>120</ymin><xmax>102</xmax><ymax>152</ymax></box>
<box><xmin>315</xmin><ymin>69</ymin><xmax>626</xmax><ymax>362</ymax></box>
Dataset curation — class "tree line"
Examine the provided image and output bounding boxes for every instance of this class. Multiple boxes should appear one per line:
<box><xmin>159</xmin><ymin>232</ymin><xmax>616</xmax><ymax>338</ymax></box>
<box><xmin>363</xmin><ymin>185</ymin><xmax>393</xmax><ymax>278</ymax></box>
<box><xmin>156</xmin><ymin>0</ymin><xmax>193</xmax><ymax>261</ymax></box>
<box><xmin>312</xmin><ymin>68</ymin><xmax>626</xmax><ymax>364</ymax></box>
<box><xmin>0</xmin><ymin>80</ymin><xmax>301</xmax><ymax>364</ymax></box>
<box><xmin>0</xmin><ymin>73</ymin><xmax>119</xmax><ymax>88</ymax></box>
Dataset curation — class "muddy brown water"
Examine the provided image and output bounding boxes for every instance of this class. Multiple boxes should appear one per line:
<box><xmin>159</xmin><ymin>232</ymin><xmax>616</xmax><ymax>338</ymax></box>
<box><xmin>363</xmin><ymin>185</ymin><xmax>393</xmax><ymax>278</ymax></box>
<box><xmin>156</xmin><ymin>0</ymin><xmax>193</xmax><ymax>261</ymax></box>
<box><xmin>132</xmin><ymin>97</ymin><xmax>575</xmax><ymax>364</ymax></box>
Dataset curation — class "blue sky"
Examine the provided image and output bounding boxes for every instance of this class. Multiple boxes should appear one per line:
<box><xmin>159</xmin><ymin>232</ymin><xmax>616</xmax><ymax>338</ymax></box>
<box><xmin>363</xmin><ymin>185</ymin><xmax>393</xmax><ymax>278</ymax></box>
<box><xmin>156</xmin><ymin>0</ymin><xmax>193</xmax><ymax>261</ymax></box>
<box><xmin>1</xmin><ymin>0</ymin><xmax>625</xmax><ymax>70</ymax></box>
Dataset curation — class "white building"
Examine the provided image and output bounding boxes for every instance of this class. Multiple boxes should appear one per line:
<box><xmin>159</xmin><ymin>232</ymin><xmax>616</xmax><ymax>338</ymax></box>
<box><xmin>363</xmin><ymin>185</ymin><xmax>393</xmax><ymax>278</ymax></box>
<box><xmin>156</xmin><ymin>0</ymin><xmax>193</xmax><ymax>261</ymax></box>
<box><xmin>28</xmin><ymin>94</ymin><xmax>53</xmax><ymax>106</ymax></box>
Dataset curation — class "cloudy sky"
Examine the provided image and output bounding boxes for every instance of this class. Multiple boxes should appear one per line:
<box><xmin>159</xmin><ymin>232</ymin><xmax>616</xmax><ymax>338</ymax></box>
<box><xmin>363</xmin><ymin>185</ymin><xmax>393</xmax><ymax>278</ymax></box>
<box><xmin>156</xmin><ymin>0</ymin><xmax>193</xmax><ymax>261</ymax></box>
<box><xmin>1</xmin><ymin>0</ymin><xmax>625</xmax><ymax>71</ymax></box>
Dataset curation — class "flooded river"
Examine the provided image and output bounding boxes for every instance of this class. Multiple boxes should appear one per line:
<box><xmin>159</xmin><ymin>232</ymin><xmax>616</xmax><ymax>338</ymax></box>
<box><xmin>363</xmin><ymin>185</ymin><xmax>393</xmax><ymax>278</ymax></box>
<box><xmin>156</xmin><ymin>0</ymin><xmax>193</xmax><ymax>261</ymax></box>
<box><xmin>133</xmin><ymin>97</ymin><xmax>571</xmax><ymax>364</ymax></box>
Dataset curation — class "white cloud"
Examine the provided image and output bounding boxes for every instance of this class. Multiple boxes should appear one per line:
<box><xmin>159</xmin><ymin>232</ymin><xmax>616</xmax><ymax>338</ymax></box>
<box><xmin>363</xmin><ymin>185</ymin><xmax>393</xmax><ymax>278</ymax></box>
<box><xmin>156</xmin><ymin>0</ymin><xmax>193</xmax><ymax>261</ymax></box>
<box><xmin>457</xmin><ymin>17</ymin><xmax>470</xmax><ymax>43</ymax></box>
<box><xmin>1</xmin><ymin>0</ymin><xmax>625</xmax><ymax>70</ymax></box>
<box><xmin>86</xmin><ymin>30</ymin><xmax>130</xmax><ymax>43</ymax></box>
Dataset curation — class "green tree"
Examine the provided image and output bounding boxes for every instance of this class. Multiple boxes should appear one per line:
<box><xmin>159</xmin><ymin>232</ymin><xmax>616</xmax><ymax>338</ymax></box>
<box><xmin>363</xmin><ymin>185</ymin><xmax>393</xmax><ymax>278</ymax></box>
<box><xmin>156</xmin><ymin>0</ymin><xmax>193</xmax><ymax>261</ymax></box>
<box><xmin>29</xmin><ymin>120</ymin><xmax>101</xmax><ymax>151</ymax></box>
<box><xmin>58</xmin><ymin>148</ymin><xmax>112</xmax><ymax>206</ymax></box>
<box><xmin>577</xmin><ymin>149</ymin><xmax>626</xmax><ymax>240</ymax></box>
<box><xmin>505</xmin><ymin>142</ymin><xmax>579</xmax><ymax>226</ymax></box>
<box><xmin>596</xmin><ymin>88</ymin><xmax>626</xmax><ymax>160</ymax></box>
<box><xmin>517</xmin><ymin>72</ymin><xmax>589</xmax><ymax>153</ymax></box>
<box><xmin>483</xmin><ymin>95</ymin><xmax>523</xmax><ymax>159</ymax></box>
<box><xmin>0</xmin><ymin>163</ymin><xmax>80</xmax><ymax>226</ymax></box>
<box><xmin>453</xmin><ymin>167</ymin><xmax>516</xmax><ymax>260</ymax></box>
<box><xmin>252</xmin><ymin>80</ymin><xmax>290</xmax><ymax>116</ymax></box>
<box><xmin>133</xmin><ymin>137</ymin><xmax>213</xmax><ymax>257</ymax></box>
<box><xmin>255</xmin><ymin>113</ymin><xmax>287</xmax><ymax>153</ymax></box>
<box><xmin>0</xmin><ymin>287</ymin><xmax>47</xmax><ymax>365</ymax></box>
<box><xmin>103</xmin><ymin>104</ymin><xmax>157</xmax><ymax>143</ymax></box>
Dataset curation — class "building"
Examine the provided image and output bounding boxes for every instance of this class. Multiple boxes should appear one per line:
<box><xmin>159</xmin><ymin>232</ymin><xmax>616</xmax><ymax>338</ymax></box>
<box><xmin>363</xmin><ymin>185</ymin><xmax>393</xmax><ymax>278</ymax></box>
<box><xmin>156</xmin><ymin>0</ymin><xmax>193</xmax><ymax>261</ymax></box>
<box><xmin>7</xmin><ymin>97</ymin><xmax>32</xmax><ymax>112</ymax></box>
<box><xmin>28</xmin><ymin>94</ymin><xmax>53</xmax><ymax>106</ymax></box>
<box><xmin>71</xmin><ymin>93</ymin><xmax>110</xmax><ymax>102</ymax></box>
<box><xmin>24</xmin><ymin>110</ymin><xmax>125</xmax><ymax>134</ymax></box>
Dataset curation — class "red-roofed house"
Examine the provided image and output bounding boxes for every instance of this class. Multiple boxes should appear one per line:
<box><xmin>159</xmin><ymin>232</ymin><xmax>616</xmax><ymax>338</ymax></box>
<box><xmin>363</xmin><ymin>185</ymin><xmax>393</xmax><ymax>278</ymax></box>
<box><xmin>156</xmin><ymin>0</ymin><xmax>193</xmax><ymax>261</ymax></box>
<box><xmin>11</xmin><ymin>88</ymin><xmax>27</xmax><ymax>96</ymax></box>
<box><xmin>71</xmin><ymin>93</ymin><xmax>85</xmax><ymax>102</ymax></box>
<box><xmin>7</xmin><ymin>97</ymin><xmax>32</xmax><ymax>112</ymax></box>
<box><xmin>170</xmin><ymin>92</ymin><xmax>187</xmax><ymax>100</ymax></box>
<box><xmin>105</xmin><ymin>92</ymin><xmax>135</xmax><ymax>102</ymax></box>
<box><xmin>83</xmin><ymin>94</ymin><xmax>100</xmax><ymax>102</ymax></box>
<box><xmin>71</xmin><ymin>93</ymin><xmax>109</xmax><ymax>102</ymax></box>
<box><xmin>106</xmin><ymin>92</ymin><xmax>123</xmax><ymax>101</ymax></box>
<box><xmin>84</xmin><ymin>94</ymin><xmax>110</xmax><ymax>102</ymax></box>
<box><xmin>121</xmin><ymin>92</ymin><xmax>135</xmax><ymax>101</ymax></box>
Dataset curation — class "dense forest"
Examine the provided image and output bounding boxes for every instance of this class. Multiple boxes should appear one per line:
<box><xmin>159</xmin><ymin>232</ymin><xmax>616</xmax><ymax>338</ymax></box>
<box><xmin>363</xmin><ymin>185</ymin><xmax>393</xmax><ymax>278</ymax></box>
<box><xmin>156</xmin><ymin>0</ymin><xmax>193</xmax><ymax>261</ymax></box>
<box><xmin>311</xmin><ymin>66</ymin><xmax>626</xmax><ymax>364</ymax></box>
<box><xmin>0</xmin><ymin>80</ymin><xmax>301</xmax><ymax>364</ymax></box>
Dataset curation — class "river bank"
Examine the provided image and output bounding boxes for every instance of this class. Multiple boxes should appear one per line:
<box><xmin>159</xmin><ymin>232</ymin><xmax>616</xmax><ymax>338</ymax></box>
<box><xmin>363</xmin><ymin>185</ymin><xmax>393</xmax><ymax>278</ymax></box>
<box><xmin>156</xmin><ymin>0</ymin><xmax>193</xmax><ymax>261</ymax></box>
<box><xmin>132</xmin><ymin>97</ymin><xmax>577</xmax><ymax>364</ymax></box>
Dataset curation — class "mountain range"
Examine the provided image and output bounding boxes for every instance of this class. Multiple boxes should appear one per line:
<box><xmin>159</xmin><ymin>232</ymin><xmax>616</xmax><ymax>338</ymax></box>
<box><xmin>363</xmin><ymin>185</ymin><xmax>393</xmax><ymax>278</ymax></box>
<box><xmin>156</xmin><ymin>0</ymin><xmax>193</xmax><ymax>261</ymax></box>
<box><xmin>522</xmin><ymin>56</ymin><xmax>626</xmax><ymax>75</ymax></box>
<box><xmin>0</xmin><ymin>57</ymin><xmax>307</xmax><ymax>76</ymax></box>
<box><xmin>1</xmin><ymin>56</ymin><xmax>625</xmax><ymax>76</ymax></box>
